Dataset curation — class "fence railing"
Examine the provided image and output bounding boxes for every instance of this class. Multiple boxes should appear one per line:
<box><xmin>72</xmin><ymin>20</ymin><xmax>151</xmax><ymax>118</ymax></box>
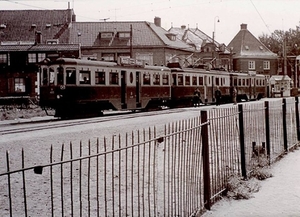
<box><xmin>1</xmin><ymin>97</ymin><xmax>299</xmax><ymax>216</ymax></box>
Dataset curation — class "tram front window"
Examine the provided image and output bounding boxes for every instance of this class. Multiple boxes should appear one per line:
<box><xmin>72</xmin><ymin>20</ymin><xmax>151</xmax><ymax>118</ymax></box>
<box><xmin>42</xmin><ymin>68</ymin><xmax>48</xmax><ymax>85</ymax></box>
<box><xmin>57</xmin><ymin>66</ymin><xmax>64</xmax><ymax>85</ymax></box>
<box><xmin>66</xmin><ymin>68</ymin><xmax>76</xmax><ymax>85</ymax></box>
<box><xmin>49</xmin><ymin>67</ymin><xmax>55</xmax><ymax>85</ymax></box>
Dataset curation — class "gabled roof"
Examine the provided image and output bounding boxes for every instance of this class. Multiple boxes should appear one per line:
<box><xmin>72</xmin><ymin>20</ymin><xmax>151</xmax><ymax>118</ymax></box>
<box><xmin>227</xmin><ymin>24</ymin><xmax>277</xmax><ymax>59</ymax></box>
<box><xmin>169</xmin><ymin>26</ymin><xmax>229</xmax><ymax>53</ymax></box>
<box><xmin>0</xmin><ymin>9</ymin><xmax>73</xmax><ymax>44</ymax></box>
<box><xmin>69</xmin><ymin>21</ymin><xmax>193</xmax><ymax>51</ymax></box>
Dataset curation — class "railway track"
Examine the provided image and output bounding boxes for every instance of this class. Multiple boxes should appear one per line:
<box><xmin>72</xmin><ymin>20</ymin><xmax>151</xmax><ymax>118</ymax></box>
<box><xmin>0</xmin><ymin>108</ymin><xmax>187</xmax><ymax>135</ymax></box>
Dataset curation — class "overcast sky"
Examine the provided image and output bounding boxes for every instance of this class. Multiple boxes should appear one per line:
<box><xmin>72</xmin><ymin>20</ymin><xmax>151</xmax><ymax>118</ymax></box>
<box><xmin>1</xmin><ymin>0</ymin><xmax>300</xmax><ymax>44</ymax></box>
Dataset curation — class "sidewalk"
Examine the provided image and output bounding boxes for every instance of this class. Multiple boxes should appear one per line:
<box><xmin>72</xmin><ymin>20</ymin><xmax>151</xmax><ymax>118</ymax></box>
<box><xmin>202</xmin><ymin>147</ymin><xmax>300</xmax><ymax>217</ymax></box>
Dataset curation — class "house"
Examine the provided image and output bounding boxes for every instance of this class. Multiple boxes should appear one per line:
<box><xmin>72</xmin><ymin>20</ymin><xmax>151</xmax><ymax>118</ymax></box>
<box><xmin>227</xmin><ymin>24</ymin><xmax>278</xmax><ymax>75</ymax></box>
<box><xmin>168</xmin><ymin>25</ymin><xmax>230</xmax><ymax>70</ymax></box>
<box><xmin>68</xmin><ymin>17</ymin><xmax>195</xmax><ymax>66</ymax></box>
<box><xmin>0</xmin><ymin>9</ymin><xmax>80</xmax><ymax>99</ymax></box>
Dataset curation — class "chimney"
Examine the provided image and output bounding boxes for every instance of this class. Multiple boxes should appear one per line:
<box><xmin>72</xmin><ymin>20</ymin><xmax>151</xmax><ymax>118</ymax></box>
<box><xmin>241</xmin><ymin>23</ymin><xmax>247</xmax><ymax>30</ymax></box>
<box><xmin>35</xmin><ymin>31</ymin><xmax>42</xmax><ymax>44</ymax></box>
<box><xmin>154</xmin><ymin>17</ymin><xmax>161</xmax><ymax>27</ymax></box>
<box><xmin>181</xmin><ymin>25</ymin><xmax>186</xmax><ymax>30</ymax></box>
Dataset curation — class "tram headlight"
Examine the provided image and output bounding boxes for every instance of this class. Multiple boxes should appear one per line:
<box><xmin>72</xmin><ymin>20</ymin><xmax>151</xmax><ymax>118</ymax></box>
<box><xmin>57</xmin><ymin>94</ymin><xmax>63</xmax><ymax>99</ymax></box>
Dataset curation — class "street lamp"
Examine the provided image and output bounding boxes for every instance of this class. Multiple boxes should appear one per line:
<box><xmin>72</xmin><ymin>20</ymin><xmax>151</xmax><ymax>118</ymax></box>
<box><xmin>212</xmin><ymin>16</ymin><xmax>220</xmax><ymax>61</ymax></box>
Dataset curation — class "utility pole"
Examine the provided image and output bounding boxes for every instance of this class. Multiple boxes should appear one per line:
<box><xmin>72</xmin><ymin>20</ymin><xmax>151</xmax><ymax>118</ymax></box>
<box><xmin>130</xmin><ymin>24</ymin><xmax>133</xmax><ymax>58</ymax></box>
<box><xmin>284</xmin><ymin>35</ymin><xmax>287</xmax><ymax>76</ymax></box>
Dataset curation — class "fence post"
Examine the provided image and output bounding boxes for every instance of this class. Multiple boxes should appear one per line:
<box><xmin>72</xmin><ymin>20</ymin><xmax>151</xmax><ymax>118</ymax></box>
<box><xmin>295</xmin><ymin>97</ymin><xmax>300</xmax><ymax>141</ymax></box>
<box><xmin>264</xmin><ymin>101</ymin><xmax>271</xmax><ymax>163</ymax></box>
<box><xmin>282</xmin><ymin>98</ymin><xmax>288</xmax><ymax>151</ymax></box>
<box><xmin>238</xmin><ymin>104</ymin><xmax>247</xmax><ymax>179</ymax></box>
<box><xmin>201</xmin><ymin>110</ymin><xmax>211</xmax><ymax>210</ymax></box>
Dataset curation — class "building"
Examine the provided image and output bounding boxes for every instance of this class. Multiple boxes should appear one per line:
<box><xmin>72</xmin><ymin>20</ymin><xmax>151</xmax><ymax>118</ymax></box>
<box><xmin>168</xmin><ymin>25</ymin><xmax>230</xmax><ymax>70</ymax></box>
<box><xmin>227</xmin><ymin>24</ymin><xmax>278</xmax><ymax>75</ymax></box>
<box><xmin>0</xmin><ymin>9</ymin><xmax>80</xmax><ymax>99</ymax></box>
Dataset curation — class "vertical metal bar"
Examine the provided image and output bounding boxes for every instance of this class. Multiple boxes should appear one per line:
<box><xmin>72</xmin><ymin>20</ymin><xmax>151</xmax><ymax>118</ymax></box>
<box><xmin>50</xmin><ymin>146</ymin><xmax>54</xmax><ymax>217</ymax></box>
<box><xmin>96</xmin><ymin>139</ymin><xmax>100</xmax><ymax>217</ymax></box>
<box><xmin>137</xmin><ymin>131</ymin><xmax>140</xmax><ymax>217</ymax></box>
<box><xmin>131</xmin><ymin>132</ymin><xmax>134</xmax><ymax>216</ymax></box>
<box><xmin>265</xmin><ymin>101</ymin><xmax>271</xmax><ymax>163</ymax></box>
<box><xmin>6</xmin><ymin>151</ymin><xmax>12</xmax><ymax>217</ymax></box>
<box><xmin>141</xmin><ymin>131</ymin><xmax>145</xmax><ymax>217</ymax></box>
<box><xmin>238</xmin><ymin>104</ymin><xmax>247</xmax><ymax>179</ymax></box>
<box><xmin>153</xmin><ymin>127</ymin><xmax>157</xmax><ymax>216</ymax></box>
<box><xmin>118</xmin><ymin>134</ymin><xmax>122</xmax><ymax>217</ymax></box>
<box><xmin>70</xmin><ymin>142</ymin><xmax>74</xmax><ymax>217</ymax></box>
<box><xmin>79</xmin><ymin>142</ymin><xmax>82</xmax><ymax>217</ymax></box>
<box><xmin>201</xmin><ymin>110</ymin><xmax>211</xmax><ymax>210</ymax></box>
<box><xmin>22</xmin><ymin>149</ymin><xmax>28</xmax><ymax>217</ymax></box>
<box><xmin>163</xmin><ymin>124</ymin><xmax>167</xmax><ymax>216</ymax></box>
<box><xmin>60</xmin><ymin>144</ymin><xmax>64</xmax><ymax>217</ymax></box>
<box><xmin>125</xmin><ymin>134</ymin><xmax>128</xmax><ymax>216</ymax></box>
<box><xmin>88</xmin><ymin>141</ymin><xmax>91</xmax><ymax>217</ymax></box>
<box><xmin>295</xmin><ymin>97</ymin><xmax>300</xmax><ymax>141</ymax></box>
<box><xmin>112</xmin><ymin>136</ymin><xmax>115</xmax><ymax>216</ymax></box>
<box><xmin>148</xmin><ymin>127</ymin><xmax>151</xmax><ymax>217</ymax></box>
<box><xmin>104</xmin><ymin>138</ymin><xmax>108</xmax><ymax>217</ymax></box>
<box><xmin>283</xmin><ymin>98</ymin><xmax>288</xmax><ymax>151</ymax></box>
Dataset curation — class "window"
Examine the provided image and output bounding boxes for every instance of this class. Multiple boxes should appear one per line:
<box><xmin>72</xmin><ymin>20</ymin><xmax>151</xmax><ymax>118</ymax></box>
<box><xmin>162</xmin><ymin>74</ymin><xmax>169</xmax><ymax>85</ymax></box>
<box><xmin>15</xmin><ymin>78</ymin><xmax>26</xmax><ymax>92</ymax></box>
<box><xmin>248</xmin><ymin>61</ymin><xmax>255</xmax><ymax>70</ymax></box>
<box><xmin>143</xmin><ymin>73</ymin><xmax>150</xmax><ymax>85</ymax></box>
<box><xmin>28</xmin><ymin>53</ymin><xmax>37</xmax><ymax>63</ymax></box>
<box><xmin>79</xmin><ymin>70</ymin><xmax>91</xmax><ymax>84</ymax></box>
<box><xmin>102</xmin><ymin>53</ymin><xmax>114</xmax><ymax>61</ymax></box>
<box><xmin>38</xmin><ymin>53</ymin><xmax>46</xmax><ymax>62</ymax></box>
<box><xmin>185</xmin><ymin>75</ymin><xmax>190</xmax><ymax>85</ymax></box>
<box><xmin>263</xmin><ymin>61</ymin><xmax>270</xmax><ymax>70</ymax></box>
<box><xmin>153</xmin><ymin>74</ymin><xmax>160</xmax><ymax>85</ymax></box>
<box><xmin>119</xmin><ymin>32</ymin><xmax>130</xmax><ymax>38</ymax></box>
<box><xmin>110</xmin><ymin>72</ymin><xmax>119</xmax><ymax>85</ymax></box>
<box><xmin>101</xmin><ymin>32</ymin><xmax>113</xmax><ymax>38</ymax></box>
<box><xmin>192</xmin><ymin>76</ymin><xmax>197</xmax><ymax>85</ymax></box>
<box><xmin>216</xmin><ymin>77</ymin><xmax>220</xmax><ymax>86</ymax></box>
<box><xmin>57</xmin><ymin>67</ymin><xmax>64</xmax><ymax>85</ymax></box>
<box><xmin>66</xmin><ymin>68</ymin><xmax>76</xmax><ymax>85</ymax></box>
<box><xmin>42</xmin><ymin>68</ymin><xmax>48</xmax><ymax>85</ymax></box>
<box><xmin>49</xmin><ymin>67</ymin><xmax>55</xmax><ymax>84</ymax></box>
<box><xmin>199</xmin><ymin>77</ymin><xmax>204</xmax><ymax>86</ymax></box>
<box><xmin>0</xmin><ymin>54</ymin><xmax>7</xmax><ymax>64</ymax></box>
<box><xmin>178</xmin><ymin>74</ymin><xmax>183</xmax><ymax>85</ymax></box>
<box><xmin>95</xmin><ymin>71</ymin><xmax>105</xmax><ymax>84</ymax></box>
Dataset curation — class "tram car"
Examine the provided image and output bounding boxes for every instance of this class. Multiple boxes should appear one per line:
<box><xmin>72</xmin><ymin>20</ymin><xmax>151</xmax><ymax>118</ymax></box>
<box><xmin>169</xmin><ymin>64</ymin><xmax>266</xmax><ymax>106</ymax></box>
<box><xmin>39</xmin><ymin>57</ymin><xmax>171</xmax><ymax>118</ymax></box>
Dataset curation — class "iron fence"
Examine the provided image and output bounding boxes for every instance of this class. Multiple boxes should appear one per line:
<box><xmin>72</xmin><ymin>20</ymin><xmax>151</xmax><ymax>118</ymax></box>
<box><xmin>1</xmin><ymin>97</ymin><xmax>300</xmax><ymax>216</ymax></box>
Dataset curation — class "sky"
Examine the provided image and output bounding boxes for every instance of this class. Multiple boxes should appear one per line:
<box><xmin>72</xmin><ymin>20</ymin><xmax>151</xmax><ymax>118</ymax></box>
<box><xmin>1</xmin><ymin>0</ymin><xmax>300</xmax><ymax>44</ymax></box>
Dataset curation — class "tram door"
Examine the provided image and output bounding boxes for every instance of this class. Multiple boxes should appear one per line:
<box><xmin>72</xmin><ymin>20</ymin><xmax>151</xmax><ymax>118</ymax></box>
<box><xmin>136</xmin><ymin>71</ymin><xmax>141</xmax><ymax>107</ymax></box>
<box><xmin>121</xmin><ymin>71</ymin><xmax>127</xmax><ymax>109</ymax></box>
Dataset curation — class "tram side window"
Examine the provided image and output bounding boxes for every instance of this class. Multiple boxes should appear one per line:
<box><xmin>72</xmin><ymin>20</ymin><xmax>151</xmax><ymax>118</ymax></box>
<box><xmin>185</xmin><ymin>75</ymin><xmax>190</xmax><ymax>85</ymax></box>
<box><xmin>42</xmin><ymin>68</ymin><xmax>48</xmax><ymax>85</ymax></box>
<box><xmin>143</xmin><ymin>73</ymin><xmax>150</xmax><ymax>85</ymax></box>
<box><xmin>95</xmin><ymin>71</ymin><xmax>105</xmax><ymax>85</ymax></box>
<box><xmin>57</xmin><ymin>66</ymin><xmax>64</xmax><ymax>85</ymax></box>
<box><xmin>66</xmin><ymin>68</ymin><xmax>76</xmax><ymax>85</ymax></box>
<box><xmin>49</xmin><ymin>67</ymin><xmax>55</xmax><ymax>85</ymax></box>
<box><xmin>79</xmin><ymin>70</ymin><xmax>91</xmax><ymax>84</ymax></box>
<box><xmin>192</xmin><ymin>76</ymin><xmax>197</xmax><ymax>85</ymax></box>
<box><xmin>216</xmin><ymin>77</ymin><xmax>220</xmax><ymax>86</ymax></box>
<box><xmin>178</xmin><ymin>74</ymin><xmax>183</xmax><ymax>85</ymax></box>
<box><xmin>162</xmin><ymin>74</ymin><xmax>169</xmax><ymax>85</ymax></box>
<box><xmin>153</xmin><ymin>74</ymin><xmax>160</xmax><ymax>85</ymax></box>
<box><xmin>199</xmin><ymin>77</ymin><xmax>203</xmax><ymax>86</ymax></box>
<box><xmin>110</xmin><ymin>72</ymin><xmax>119</xmax><ymax>85</ymax></box>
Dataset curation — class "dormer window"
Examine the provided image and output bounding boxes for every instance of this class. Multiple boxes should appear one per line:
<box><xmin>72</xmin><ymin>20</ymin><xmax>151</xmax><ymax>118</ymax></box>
<box><xmin>100</xmin><ymin>32</ymin><xmax>113</xmax><ymax>39</ymax></box>
<box><xmin>46</xmin><ymin>23</ymin><xmax>51</xmax><ymax>28</ymax></box>
<box><xmin>245</xmin><ymin>45</ymin><xmax>249</xmax><ymax>50</ymax></box>
<box><xmin>118</xmin><ymin>32</ymin><xmax>130</xmax><ymax>38</ymax></box>
<box><xmin>166</xmin><ymin>33</ymin><xmax>176</xmax><ymax>41</ymax></box>
<box><xmin>259</xmin><ymin>46</ymin><xmax>263</xmax><ymax>50</ymax></box>
<box><xmin>31</xmin><ymin>24</ymin><xmax>37</xmax><ymax>28</ymax></box>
